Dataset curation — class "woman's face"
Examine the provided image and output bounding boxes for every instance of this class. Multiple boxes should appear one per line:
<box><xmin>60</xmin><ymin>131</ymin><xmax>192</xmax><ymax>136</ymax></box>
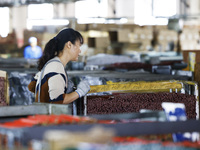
<box><xmin>70</xmin><ymin>40</ymin><xmax>81</xmax><ymax>61</ymax></box>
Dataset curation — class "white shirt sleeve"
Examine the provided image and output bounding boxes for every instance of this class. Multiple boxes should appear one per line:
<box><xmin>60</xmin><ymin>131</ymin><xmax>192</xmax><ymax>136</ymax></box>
<box><xmin>48</xmin><ymin>74</ymin><xmax>66</xmax><ymax>100</ymax></box>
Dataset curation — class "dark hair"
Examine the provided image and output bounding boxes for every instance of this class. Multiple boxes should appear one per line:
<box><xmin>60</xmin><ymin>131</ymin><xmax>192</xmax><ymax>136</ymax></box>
<box><xmin>37</xmin><ymin>28</ymin><xmax>83</xmax><ymax>71</ymax></box>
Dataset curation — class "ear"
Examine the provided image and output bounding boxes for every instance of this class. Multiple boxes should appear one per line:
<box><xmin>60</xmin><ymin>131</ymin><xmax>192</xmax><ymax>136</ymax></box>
<box><xmin>65</xmin><ymin>41</ymin><xmax>72</xmax><ymax>49</ymax></box>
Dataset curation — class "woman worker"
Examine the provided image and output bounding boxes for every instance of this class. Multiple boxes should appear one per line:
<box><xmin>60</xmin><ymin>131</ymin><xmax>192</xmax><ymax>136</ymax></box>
<box><xmin>28</xmin><ymin>28</ymin><xmax>90</xmax><ymax>104</ymax></box>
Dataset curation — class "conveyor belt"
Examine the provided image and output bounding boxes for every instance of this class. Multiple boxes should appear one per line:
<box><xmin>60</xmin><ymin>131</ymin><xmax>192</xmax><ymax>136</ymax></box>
<box><xmin>0</xmin><ymin>112</ymin><xmax>200</xmax><ymax>147</ymax></box>
<box><xmin>0</xmin><ymin>103</ymin><xmax>72</xmax><ymax>118</ymax></box>
<box><xmin>9</xmin><ymin>119</ymin><xmax>200</xmax><ymax>145</ymax></box>
<box><xmin>68</xmin><ymin>70</ymin><xmax>191</xmax><ymax>81</ymax></box>
<box><xmin>88</xmin><ymin>111</ymin><xmax>166</xmax><ymax>121</ymax></box>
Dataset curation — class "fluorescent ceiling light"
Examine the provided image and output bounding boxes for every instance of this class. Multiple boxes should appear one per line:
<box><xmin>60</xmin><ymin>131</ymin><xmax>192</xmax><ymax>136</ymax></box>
<box><xmin>120</xmin><ymin>18</ymin><xmax>128</xmax><ymax>23</ymax></box>
<box><xmin>77</xmin><ymin>17</ymin><xmax>128</xmax><ymax>24</ymax></box>
<box><xmin>27</xmin><ymin>19</ymin><xmax>69</xmax><ymax>29</ymax></box>
<box><xmin>77</xmin><ymin>18</ymin><xmax>106</xmax><ymax>24</ymax></box>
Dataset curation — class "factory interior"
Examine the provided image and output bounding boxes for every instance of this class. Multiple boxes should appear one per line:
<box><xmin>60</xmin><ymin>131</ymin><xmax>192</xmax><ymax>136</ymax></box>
<box><xmin>1</xmin><ymin>0</ymin><xmax>200</xmax><ymax>149</ymax></box>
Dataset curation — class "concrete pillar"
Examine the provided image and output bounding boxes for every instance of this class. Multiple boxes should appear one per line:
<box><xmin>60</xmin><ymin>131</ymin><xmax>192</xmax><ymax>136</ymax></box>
<box><xmin>189</xmin><ymin>0</ymin><xmax>200</xmax><ymax>15</ymax></box>
<box><xmin>54</xmin><ymin>2</ymin><xmax>75</xmax><ymax>18</ymax></box>
<box><xmin>115</xmin><ymin>0</ymin><xmax>134</xmax><ymax>18</ymax></box>
<box><xmin>53</xmin><ymin>2</ymin><xmax>75</xmax><ymax>28</ymax></box>
<box><xmin>10</xmin><ymin>6</ymin><xmax>27</xmax><ymax>48</ymax></box>
<box><xmin>107</xmin><ymin>0</ymin><xmax>115</xmax><ymax>18</ymax></box>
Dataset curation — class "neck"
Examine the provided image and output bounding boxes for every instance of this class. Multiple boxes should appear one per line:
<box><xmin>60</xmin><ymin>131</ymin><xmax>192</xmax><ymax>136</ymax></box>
<box><xmin>58</xmin><ymin>54</ymin><xmax>70</xmax><ymax>66</ymax></box>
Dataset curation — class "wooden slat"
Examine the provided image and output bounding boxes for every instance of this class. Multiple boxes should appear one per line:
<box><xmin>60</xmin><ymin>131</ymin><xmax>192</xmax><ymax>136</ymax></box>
<box><xmin>89</xmin><ymin>80</ymin><xmax>183</xmax><ymax>93</ymax></box>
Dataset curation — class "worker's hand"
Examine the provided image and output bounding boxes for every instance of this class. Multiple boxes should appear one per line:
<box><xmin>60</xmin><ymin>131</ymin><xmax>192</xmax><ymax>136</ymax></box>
<box><xmin>75</xmin><ymin>80</ymin><xmax>90</xmax><ymax>98</ymax></box>
<box><xmin>66</xmin><ymin>80</ymin><xmax>75</xmax><ymax>94</ymax></box>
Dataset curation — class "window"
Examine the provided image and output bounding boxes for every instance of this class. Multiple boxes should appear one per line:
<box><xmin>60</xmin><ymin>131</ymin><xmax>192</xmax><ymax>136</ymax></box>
<box><xmin>27</xmin><ymin>3</ymin><xmax>69</xmax><ymax>29</ymax></box>
<box><xmin>28</xmin><ymin>3</ymin><xmax>53</xmax><ymax>19</ymax></box>
<box><xmin>153</xmin><ymin>0</ymin><xmax>177</xmax><ymax>17</ymax></box>
<box><xmin>75</xmin><ymin>0</ymin><xmax>108</xmax><ymax>24</ymax></box>
<box><xmin>134</xmin><ymin>0</ymin><xmax>177</xmax><ymax>25</ymax></box>
<box><xmin>134</xmin><ymin>0</ymin><xmax>153</xmax><ymax>25</ymax></box>
<box><xmin>75</xmin><ymin>0</ymin><xmax>177</xmax><ymax>25</ymax></box>
<box><xmin>0</xmin><ymin>7</ymin><xmax>9</xmax><ymax>37</ymax></box>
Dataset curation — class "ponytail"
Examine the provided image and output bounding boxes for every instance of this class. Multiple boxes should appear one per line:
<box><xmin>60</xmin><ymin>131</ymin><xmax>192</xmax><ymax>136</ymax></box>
<box><xmin>37</xmin><ymin>38</ymin><xmax>58</xmax><ymax>71</ymax></box>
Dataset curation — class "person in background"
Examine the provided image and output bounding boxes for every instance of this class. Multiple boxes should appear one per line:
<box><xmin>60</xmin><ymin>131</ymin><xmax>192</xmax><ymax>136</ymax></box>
<box><xmin>24</xmin><ymin>36</ymin><xmax>42</xmax><ymax>59</ymax></box>
<box><xmin>28</xmin><ymin>28</ymin><xmax>90</xmax><ymax>104</ymax></box>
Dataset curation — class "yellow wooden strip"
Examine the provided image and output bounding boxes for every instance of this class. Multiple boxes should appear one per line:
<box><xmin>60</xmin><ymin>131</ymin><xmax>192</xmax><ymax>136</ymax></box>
<box><xmin>89</xmin><ymin>81</ymin><xmax>183</xmax><ymax>93</ymax></box>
